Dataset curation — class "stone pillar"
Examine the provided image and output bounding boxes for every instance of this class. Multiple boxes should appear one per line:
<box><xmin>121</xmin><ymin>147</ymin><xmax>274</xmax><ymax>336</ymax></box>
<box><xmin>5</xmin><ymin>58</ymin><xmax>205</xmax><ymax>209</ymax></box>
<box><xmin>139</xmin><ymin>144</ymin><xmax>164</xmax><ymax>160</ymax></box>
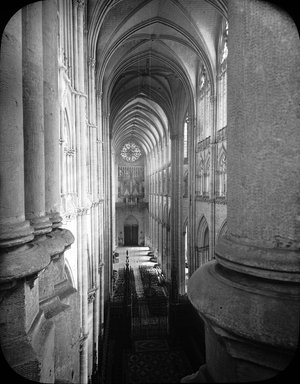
<box><xmin>188</xmin><ymin>117</ymin><xmax>196</xmax><ymax>276</ymax></box>
<box><xmin>76</xmin><ymin>0</ymin><xmax>89</xmax><ymax>383</ymax></box>
<box><xmin>43</xmin><ymin>0</ymin><xmax>62</xmax><ymax>228</ymax></box>
<box><xmin>185</xmin><ymin>1</ymin><xmax>300</xmax><ymax>382</ymax></box>
<box><xmin>23</xmin><ymin>2</ymin><xmax>52</xmax><ymax>235</ymax></box>
<box><xmin>0</xmin><ymin>10</ymin><xmax>34</xmax><ymax>248</ymax></box>
<box><xmin>209</xmin><ymin>95</ymin><xmax>217</xmax><ymax>261</ymax></box>
<box><xmin>170</xmin><ymin>134</ymin><xmax>184</xmax><ymax>301</ymax></box>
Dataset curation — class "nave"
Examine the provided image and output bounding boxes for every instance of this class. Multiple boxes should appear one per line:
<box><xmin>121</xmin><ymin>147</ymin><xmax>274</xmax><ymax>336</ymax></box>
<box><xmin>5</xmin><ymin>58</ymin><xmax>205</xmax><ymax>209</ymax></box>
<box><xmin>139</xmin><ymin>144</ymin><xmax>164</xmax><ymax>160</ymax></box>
<box><xmin>102</xmin><ymin>247</ymin><xmax>205</xmax><ymax>384</ymax></box>
<box><xmin>0</xmin><ymin>1</ymin><xmax>299</xmax><ymax>383</ymax></box>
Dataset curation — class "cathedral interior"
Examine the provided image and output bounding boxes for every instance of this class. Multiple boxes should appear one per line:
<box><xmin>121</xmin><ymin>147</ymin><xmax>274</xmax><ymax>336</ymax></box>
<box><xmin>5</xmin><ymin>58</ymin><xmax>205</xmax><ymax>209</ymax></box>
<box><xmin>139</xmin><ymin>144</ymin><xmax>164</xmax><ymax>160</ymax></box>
<box><xmin>0</xmin><ymin>0</ymin><xmax>299</xmax><ymax>383</ymax></box>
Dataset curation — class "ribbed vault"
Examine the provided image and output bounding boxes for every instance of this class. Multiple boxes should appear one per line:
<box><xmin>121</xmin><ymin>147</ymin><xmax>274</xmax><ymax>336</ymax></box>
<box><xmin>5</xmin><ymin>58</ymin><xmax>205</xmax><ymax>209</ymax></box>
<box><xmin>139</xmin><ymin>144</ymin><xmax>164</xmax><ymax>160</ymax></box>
<box><xmin>87</xmin><ymin>0</ymin><xmax>225</xmax><ymax>157</ymax></box>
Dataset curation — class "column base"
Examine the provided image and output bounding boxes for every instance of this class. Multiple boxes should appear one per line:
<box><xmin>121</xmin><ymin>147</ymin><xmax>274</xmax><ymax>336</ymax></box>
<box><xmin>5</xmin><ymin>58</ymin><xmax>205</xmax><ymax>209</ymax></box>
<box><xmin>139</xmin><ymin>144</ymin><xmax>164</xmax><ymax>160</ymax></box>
<box><xmin>48</xmin><ymin>211</ymin><xmax>63</xmax><ymax>229</ymax></box>
<box><xmin>30</xmin><ymin>215</ymin><xmax>53</xmax><ymax>236</ymax></box>
<box><xmin>0</xmin><ymin>220</ymin><xmax>34</xmax><ymax>248</ymax></box>
<box><xmin>187</xmin><ymin>261</ymin><xmax>299</xmax><ymax>382</ymax></box>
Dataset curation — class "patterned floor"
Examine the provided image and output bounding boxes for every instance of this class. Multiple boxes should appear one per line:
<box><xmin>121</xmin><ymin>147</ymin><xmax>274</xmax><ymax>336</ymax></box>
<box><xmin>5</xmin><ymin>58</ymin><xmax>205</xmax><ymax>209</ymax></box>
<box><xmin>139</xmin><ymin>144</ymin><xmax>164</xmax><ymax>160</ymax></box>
<box><xmin>125</xmin><ymin>339</ymin><xmax>192</xmax><ymax>384</ymax></box>
<box><xmin>113</xmin><ymin>247</ymin><xmax>194</xmax><ymax>384</ymax></box>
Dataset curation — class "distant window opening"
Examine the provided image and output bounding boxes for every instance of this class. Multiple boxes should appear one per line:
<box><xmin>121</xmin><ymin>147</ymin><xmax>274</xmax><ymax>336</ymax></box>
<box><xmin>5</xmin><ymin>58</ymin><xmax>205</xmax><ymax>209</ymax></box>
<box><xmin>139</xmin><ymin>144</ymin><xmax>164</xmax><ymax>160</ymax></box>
<box><xmin>184</xmin><ymin>121</ymin><xmax>188</xmax><ymax>160</ymax></box>
<box><xmin>120</xmin><ymin>142</ymin><xmax>141</xmax><ymax>162</ymax></box>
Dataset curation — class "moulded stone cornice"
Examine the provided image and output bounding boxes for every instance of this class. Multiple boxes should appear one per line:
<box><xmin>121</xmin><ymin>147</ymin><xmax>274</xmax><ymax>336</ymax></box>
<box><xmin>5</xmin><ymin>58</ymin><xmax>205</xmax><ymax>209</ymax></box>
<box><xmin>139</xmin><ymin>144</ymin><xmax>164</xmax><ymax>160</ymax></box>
<box><xmin>0</xmin><ymin>243</ymin><xmax>50</xmax><ymax>284</ymax></box>
<box><xmin>215</xmin><ymin>196</ymin><xmax>227</xmax><ymax>205</ymax></box>
<box><xmin>195</xmin><ymin>195</ymin><xmax>211</xmax><ymax>202</ymax></box>
<box><xmin>196</xmin><ymin>136</ymin><xmax>211</xmax><ymax>152</ymax></box>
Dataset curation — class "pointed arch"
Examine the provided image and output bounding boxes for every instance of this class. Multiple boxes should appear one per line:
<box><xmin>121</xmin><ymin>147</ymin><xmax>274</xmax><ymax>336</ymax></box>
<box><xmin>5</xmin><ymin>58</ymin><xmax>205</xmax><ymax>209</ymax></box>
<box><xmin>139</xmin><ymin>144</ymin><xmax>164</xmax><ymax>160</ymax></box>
<box><xmin>124</xmin><ymin>215</ymin><xmax>138</xmax><ymax>225</ymax></box>
<box><xmin>217</xmin><ymin>219</ymin><xmax>228</xmax><ymax>240</ymax></box>
<box><xmin>217</xmin><ymin>144</ymin><xmax>227</xmax><ymax>197</ymax></box>
<box><xmin>64</xmin><ymin>259</ymin><xmax>75</xmax><ymax>288</ymax></box>
<box><xmin>196</xmin><ymin>215</ymin><xmax>209</xmax><ymax>248</ymax></box>
<box><xmin>183</xmin><ymin>216</ymin><xmax>188</xmax><ymax>234</ymax></box>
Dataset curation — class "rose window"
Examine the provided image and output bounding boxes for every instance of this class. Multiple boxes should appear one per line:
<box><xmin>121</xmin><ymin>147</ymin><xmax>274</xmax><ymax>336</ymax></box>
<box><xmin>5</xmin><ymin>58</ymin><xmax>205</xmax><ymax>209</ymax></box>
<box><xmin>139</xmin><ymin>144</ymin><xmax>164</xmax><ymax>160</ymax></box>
<box><xmin>120</xmin><ymin>142</ymin><xmax>141</xmax><ymax>162</ymax></box>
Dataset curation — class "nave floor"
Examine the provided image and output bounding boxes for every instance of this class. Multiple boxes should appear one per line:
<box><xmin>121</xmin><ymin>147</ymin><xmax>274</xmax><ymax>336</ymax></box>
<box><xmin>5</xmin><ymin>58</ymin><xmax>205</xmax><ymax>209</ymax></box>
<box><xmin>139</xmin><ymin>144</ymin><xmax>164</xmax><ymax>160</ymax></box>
<box><xmin>104</xmin><ymin>247</ymin><xmax>205</xmax><ymax>384</ymax></box>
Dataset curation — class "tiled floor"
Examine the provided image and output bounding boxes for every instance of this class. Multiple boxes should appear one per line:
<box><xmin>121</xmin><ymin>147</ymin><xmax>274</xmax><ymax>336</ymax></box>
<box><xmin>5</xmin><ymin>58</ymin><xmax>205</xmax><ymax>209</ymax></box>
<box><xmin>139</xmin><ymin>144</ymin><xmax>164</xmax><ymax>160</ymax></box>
<box><xmin>111</xmin><ymin>247</ymin><xmax>193</xmax><ymax>384</ymax></box>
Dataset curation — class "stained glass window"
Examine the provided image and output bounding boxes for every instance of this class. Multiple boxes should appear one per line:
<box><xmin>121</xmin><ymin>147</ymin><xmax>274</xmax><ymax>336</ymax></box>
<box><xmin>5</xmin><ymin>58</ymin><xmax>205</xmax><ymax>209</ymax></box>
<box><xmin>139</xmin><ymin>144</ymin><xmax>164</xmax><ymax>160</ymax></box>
<box><xmin>220</xmin><ymin>21</ymin><xmax>228</xmax><ymax>65</ymax></box>
<box><xmin>120</xmin><ymin>142</ymin><xmax>142</xmax><ymax>162</ymax></box>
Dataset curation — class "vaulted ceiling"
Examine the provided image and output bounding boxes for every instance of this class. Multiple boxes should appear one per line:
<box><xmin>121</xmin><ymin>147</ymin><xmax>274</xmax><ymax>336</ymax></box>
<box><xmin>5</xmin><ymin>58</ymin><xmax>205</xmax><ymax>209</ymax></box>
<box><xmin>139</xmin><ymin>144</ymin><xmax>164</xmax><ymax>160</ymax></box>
<box><xmin>87</xmin><ymin>0</ymin><xmax>227</xmax><ymax>156</ymax></box>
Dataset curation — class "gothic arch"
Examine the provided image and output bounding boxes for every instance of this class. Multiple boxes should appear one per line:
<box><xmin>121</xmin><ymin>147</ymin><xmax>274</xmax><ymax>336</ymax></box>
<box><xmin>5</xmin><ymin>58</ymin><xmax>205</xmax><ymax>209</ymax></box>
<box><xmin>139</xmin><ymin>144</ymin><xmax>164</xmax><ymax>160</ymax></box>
<box><xmin>196</xmin><ymin>215</ymin><xmax>209</xmax><ymax>248</ymax></box>
<box><xmin>183</xmin><ymin>216</ymin><xmax>188</xmax><ymax>235</ymax></box>
<box><xmin>124</xmin><ymin>215</ymin><xmax>138</xmax><ymax>226</ymax></box>
<box><xmin>63</xmin><ymin>108</ymin><xmax>72</xmax><ymax>146</ymax></box>
<box><xmin>64</xmin><ymin>259</ymin><xmax>75</xmax><ymax>288</ymax></box>
<box><xmin>217</xmin><ymin>219</ymin><xmax>228</xmax><ymax>240</ymax></box>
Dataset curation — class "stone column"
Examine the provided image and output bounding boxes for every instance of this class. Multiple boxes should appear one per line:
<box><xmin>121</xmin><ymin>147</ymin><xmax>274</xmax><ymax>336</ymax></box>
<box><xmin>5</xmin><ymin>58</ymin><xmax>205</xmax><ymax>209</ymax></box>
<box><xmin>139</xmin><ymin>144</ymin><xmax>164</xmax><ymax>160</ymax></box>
<box><xmin>0</xmin><ymin>10</ymin><xmax>34</xmax><ymax>248</ymax></box>
<box><xmin>43</xmin><ymin>0</ymin><xmax>62</xmax><ymax>228</ymax></box>
<box><xmin>186</xmin><ymin>1</ymin><xmax>300</xmax><ymax>382</ymax></box>
<box><xmin>170</xmin><ymin>134</ymin><xmax>184</xmax><ymax>301</ymax></box>
<box><xmin>76</xmin><ymin>1</ymin><xmax>89</xmax><ymax>383</ymax></box>
<box><xmin>187</xmin><ymin>117</ymin><xmax>196</xmax><ymax>276</ymax></box>
<box><xmin>23</xmin><ymin>2</ymin><xmax>52</xmax><ymax>235</ymax></box>
<box><xmin>209</xmin><ymin>95</ymin><xmax>217</xmax><ymax>261</ymax></box>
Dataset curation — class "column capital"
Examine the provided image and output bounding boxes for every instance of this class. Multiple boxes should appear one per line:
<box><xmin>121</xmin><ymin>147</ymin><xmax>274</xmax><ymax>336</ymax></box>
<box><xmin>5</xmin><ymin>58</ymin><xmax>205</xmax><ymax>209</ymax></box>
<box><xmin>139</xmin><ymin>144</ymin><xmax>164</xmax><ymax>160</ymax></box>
<box><xmin>88</xmin><ymin>57</ymin><xmax>96</xmax><ymax>68</ymax></box>
<box><xmin>73</xmin><ymin>0</ymin><xmax>85</xmax><ymax>8</ymax></box>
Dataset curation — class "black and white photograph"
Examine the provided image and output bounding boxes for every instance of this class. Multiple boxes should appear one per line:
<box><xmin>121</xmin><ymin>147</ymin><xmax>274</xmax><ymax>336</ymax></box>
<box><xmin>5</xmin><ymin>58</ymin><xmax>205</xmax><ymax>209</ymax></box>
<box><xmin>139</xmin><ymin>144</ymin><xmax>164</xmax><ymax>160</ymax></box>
<box><xmin>0</xmin><ymin>0</ymin><xmax>299</xmax><ymax>383</ymax></box>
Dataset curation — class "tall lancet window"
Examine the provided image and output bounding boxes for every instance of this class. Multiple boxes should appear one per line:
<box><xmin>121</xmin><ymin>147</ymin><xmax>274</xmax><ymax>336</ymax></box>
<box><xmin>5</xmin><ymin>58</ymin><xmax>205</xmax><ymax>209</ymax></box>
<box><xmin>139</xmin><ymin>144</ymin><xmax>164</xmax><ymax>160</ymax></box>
<box><xmin>217</xmin><ymin>19</ymin><xmax>228</xmax><ymax>130</ymax></box>
<box><xmin>184</xmin><ymin>120</ymin><xmax>188</xmax><ymax>160</ymax></box>
<box><xmin>216</xmin><ymin>147</ymin><xmax>227</xmax><ymax>197</ymax></box>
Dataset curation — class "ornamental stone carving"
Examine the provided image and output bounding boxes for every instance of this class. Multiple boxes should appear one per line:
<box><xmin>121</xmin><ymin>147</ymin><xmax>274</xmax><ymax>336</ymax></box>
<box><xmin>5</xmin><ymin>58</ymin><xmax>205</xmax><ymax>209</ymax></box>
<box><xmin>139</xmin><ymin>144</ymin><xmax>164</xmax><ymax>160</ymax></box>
<box><xmin>73</xmin><ymin>0</ymin><xmax>85</xmax><ymax>8</ymax></box>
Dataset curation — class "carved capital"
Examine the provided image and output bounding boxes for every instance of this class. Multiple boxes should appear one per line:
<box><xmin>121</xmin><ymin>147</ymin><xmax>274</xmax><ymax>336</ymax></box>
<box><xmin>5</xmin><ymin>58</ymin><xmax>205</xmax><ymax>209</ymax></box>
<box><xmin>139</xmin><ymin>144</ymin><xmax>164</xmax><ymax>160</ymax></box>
<box><xmin>88</xmin><ymin>57</ymin><xmax>96</xmax><ymax>68</ymax></box>
<box><xmin>73</xmin><ymin>0</ymin><xmax>85</xmax><ymax>9</ymax></box>
<box><xmin>98</xmin><ymin>261</ymin><xmax>105</xmax><ymax>272</ymax></box>
<box><xmin>88</xmin><ymin>288</ymin><xmax>96</xmax><ymax>303</ymax></box>
<box><xmin>96</xmin><ymin>90</ymin><xmax>103</xmax><ymax>99</ymax></box>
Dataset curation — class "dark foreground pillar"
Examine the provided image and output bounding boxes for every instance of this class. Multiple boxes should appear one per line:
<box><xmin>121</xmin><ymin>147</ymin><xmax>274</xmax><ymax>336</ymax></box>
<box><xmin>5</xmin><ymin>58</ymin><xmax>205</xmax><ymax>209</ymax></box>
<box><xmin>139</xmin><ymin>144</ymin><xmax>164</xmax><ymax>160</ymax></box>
<box><xmin>184</xmin><ymin>1</ymin><xmax>300</xmax><ymax>382</ymax></box>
